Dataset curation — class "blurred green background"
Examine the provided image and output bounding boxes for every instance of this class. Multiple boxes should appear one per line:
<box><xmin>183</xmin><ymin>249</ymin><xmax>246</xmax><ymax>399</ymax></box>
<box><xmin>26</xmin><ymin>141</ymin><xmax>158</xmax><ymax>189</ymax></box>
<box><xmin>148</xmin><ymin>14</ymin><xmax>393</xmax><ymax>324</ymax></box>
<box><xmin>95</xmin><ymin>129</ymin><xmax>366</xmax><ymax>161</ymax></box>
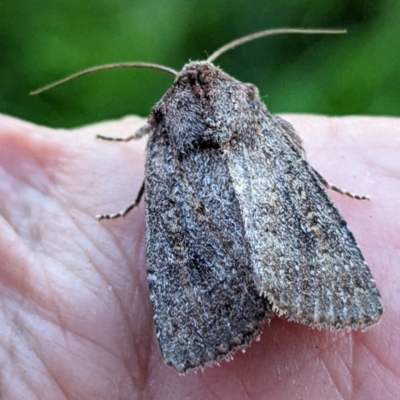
<box><xmin>0</xmin><ymin>0</ymin><xmax>399</xmax><ymax>128</ymax></box>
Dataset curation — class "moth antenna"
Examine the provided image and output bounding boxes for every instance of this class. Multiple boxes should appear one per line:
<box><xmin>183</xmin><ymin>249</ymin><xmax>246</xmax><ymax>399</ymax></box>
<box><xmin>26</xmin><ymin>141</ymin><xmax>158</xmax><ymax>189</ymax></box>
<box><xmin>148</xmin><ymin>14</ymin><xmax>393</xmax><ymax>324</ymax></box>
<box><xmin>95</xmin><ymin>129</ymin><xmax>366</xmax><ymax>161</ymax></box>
<box><xmin>207</xmin><ymin>28</ymin><xmax>347</xmax><ymax>63</ymax></box>
<box><xmin>30</xmin><ymin>62</ymin><xmax>178</xmax><ymax>95</ymax></box>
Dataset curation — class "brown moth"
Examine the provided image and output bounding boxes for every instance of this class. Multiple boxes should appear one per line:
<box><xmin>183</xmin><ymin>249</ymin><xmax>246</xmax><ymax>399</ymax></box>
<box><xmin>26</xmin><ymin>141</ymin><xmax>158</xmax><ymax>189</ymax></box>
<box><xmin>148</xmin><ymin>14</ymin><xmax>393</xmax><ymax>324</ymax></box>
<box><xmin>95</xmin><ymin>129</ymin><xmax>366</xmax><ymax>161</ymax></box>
<box><xmin>32</xmin><ymin>28</ymin><xmax>382</xmax><ymax>374</ymax></box>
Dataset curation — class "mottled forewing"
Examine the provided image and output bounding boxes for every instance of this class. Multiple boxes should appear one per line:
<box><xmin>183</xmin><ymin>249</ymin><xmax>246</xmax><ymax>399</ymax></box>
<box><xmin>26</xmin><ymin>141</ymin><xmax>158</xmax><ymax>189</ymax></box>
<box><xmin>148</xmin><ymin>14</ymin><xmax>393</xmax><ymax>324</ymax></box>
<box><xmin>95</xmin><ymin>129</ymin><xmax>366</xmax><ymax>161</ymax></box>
<box><xmin>228</xmin><ymin>112</ymin><xmax>382</xmax><ymax>329</ymax></box>
<box><xmin>145</xmin><ymin>132</ymin><xmax>271</xmax><ymax>373</ymax></box>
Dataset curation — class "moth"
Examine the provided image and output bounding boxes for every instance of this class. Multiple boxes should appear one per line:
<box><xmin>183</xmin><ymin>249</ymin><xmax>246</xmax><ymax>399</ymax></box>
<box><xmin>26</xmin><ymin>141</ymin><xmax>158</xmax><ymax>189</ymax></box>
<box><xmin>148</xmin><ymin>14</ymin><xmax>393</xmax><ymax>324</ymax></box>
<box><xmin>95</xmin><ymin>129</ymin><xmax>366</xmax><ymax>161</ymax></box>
<box><xmin>33</xmin><ymin>28</ymin><xmax>383</xmax><ymax>374</ymax></box>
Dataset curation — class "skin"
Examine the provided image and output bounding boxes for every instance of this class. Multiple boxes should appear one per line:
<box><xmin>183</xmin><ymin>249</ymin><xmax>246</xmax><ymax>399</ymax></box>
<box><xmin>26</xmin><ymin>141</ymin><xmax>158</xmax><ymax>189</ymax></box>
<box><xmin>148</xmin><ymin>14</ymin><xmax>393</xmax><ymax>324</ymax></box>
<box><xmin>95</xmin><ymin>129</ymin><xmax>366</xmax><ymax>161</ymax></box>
<box><xmin>0</xmin><ymin>112</ymin><xmax>399</xmax><ymax>400</ymax></box>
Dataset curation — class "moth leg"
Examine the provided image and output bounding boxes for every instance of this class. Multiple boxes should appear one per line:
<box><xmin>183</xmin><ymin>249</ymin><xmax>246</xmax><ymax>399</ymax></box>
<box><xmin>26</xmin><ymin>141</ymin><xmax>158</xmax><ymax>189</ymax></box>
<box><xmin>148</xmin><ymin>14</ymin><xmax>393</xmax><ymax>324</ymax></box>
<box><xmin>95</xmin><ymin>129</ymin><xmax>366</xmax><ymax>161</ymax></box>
<box><xmin>96</xmin><ymin>123</ymin><xmax>151</xmax><ymax>142</ymax></box>
<box><xmin>312</xmin><ymin>168</ymin><xmax>370</xmax><ymax>201</ymax></box>
<box><xmin>96</xmin><ymin>181</ymin><xmax>145</xmax><ymax>220</ymax></box>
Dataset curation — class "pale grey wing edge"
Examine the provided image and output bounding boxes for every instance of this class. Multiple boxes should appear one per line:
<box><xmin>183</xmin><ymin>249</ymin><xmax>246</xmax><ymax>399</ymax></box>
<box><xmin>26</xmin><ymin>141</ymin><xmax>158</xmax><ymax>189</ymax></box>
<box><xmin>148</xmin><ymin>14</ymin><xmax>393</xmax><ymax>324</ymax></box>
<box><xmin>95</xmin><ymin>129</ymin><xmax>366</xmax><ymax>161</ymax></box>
<box><xmin>228</xmin><ymin>112</ymin><xmax>382</xmax><ymax>330</ymax></box>
<box><xmin>144</xmin><ymin>134</ymin><xmax>271</xmax><ymax>373</ymax></box>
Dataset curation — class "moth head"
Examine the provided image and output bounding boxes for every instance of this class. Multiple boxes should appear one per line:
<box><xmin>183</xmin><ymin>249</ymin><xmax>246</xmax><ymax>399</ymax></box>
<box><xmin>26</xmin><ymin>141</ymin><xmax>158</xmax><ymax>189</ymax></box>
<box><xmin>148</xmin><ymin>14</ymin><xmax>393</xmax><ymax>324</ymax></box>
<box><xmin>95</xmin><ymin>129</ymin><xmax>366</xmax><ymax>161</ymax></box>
<box><xmin>149</xmin><ymin>61</ymin><xmax>262</xmax><ymax>155</ymax></box>
<box><xmin>30</xmin><ymin>28</ymin><xmax>345</xmax><ymax>158</ymax></box>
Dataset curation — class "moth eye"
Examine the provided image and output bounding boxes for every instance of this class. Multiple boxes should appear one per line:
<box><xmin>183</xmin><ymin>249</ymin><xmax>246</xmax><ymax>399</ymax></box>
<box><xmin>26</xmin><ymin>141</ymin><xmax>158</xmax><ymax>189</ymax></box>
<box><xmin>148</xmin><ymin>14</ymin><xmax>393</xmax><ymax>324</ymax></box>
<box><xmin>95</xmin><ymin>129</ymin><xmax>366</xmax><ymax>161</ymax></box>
<box><xmin>198</xmin><ymin>72</ymin><xmax>211</xmax><ymax>85</ymax></box>
<box><xmin>153</xmin><ymin>109</ymin><xmax>164</xmax><ymax>124</ymax></box>
<box><xmin>180</xmin><ymin>76</ymin><xmax>189</xmax><ymax>85</ymax></box>
<box><xmin>183</xmin><ymin>71</ymin><xmax>197</xmax><ymax>86</ymax></box>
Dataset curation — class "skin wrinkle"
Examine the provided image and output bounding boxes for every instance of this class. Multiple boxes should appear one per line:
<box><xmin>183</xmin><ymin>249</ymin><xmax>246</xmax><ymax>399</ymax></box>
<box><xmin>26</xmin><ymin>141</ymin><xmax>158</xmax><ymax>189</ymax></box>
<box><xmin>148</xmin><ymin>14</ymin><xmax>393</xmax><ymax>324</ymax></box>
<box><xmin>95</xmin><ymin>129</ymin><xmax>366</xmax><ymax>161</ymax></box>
<box><xmin>180</xmin><ymin>389</ymin><xmax>207</xmax><ymax>400</ymax></box>
<box><xmin>0</xmin><ymin>111</ymin><xmax>397</xmax><ymax>398</ymax></box>
<box><xmin>371</xmin><ymin>363</ymin><xmax>397</xmax><ymax>399</ymax></box>
<box><xmin>235</xmin><ymin>373</ymin><xmax>253</xmax><ymax>400</ymax></box>
<box><xmin>3</xmin><ymin>250</ymin><xmax>72</xmax><ymax>338</ymax></box>
<box><xmin>355</xmin><ymin>336</ymin><xmax>400</xmax><ymax>385</ymax></box>
<box><xmin>127</xmin><ymin>291</ymin><xmax>153</xmax><ymax>378</ymax></box>
<box><xmin>0</xmin><ymin>141</ymin><xmax>63</xmax><ymax>210</ymax></box>
<box><xmin>70</xmin><ymin>217</ymin><xmax>128</xmax><ymax>288</ymax></box>
<box><xmin>7</xmin><ymin>176</ymin><xmax>68</xmax><ymax>259</ymax></box>
<box><xmin>36</xmin><ymin>251</ymin><xmax>87</xmax><ymax>298</ymax></box>
<box><xmin>12</xmin><ymin>314</ymin><xmax>68</xmax><ymax>399</ymax></box>
<box><xmin>29</xmin><ymin>201</ymin><xmax>58</xmax><ymax>251</ymax></box>
<box><xmin>268</xmin><ymin>331</ymin><xmax>354</xmax><ymax>391</ymax></box>
<box><xmin>342</xmin><ymin>336</ymin><xmax>354</xmax><ymax>396</ymax></box>
<box><xmin>23</xmin><ymin>304</ymin><xmax>134</xmax><ymax>399</ymax></box>
<box><xmin>353</xmin><ymin>350</ymin><xmax>385</xmax><ymax>396</ymax></box>
<box><xmin>21</xmin><ymin>234</ymin><xmax>147</xmax><ymax>385</ymax></box>
<box><xmin>181</xmin><ymin>389</ymin><xmax>213</xmax><ymax>400</ymax></box>
<box><xmin>371</xmin><ymin>373</ymin><xmax>393</xmax><ymax>400</ymax></box>
<box><xmin>318</xmin><ymin>352</ymin><xmax>349</xmax><ymax>400</ymax></box>
<box><xmin>32</xmin><ymin>314</ymin><xmax>123</xmax><ymax>363</ymax></box>
<box><xmin>0</xmin><ymin>217</ymin><xmax>33</xmax><ymax>289</ymax></box>
<box><xmin>69</xmin><ymin>209</ymin><xmax>146</xmax><ymax>345</ymax></box>
<box><xmin>84</xmin><ymin>224</ymin><xmax>131</xmax><ymax>274</ymax></box>
<box><xmin>50</xmin><ymin>246</ymin><xmax>104</xmax><ymax>293</ymax></box>
<box><xmin>145</xmin><ymin>358</ymin><xmax>165</xmax><ymax>400</ymax></box>
<box><xmin>196</xmin><ymin>375</ymin><xmax>220</xmax><ymax>400</ymax></box>
<box><xmin>271</xmin><ymin>350</ymin><xmax>311</xmax><ymax>383</ymax></box>
<box><xmin>11</xmin><ymin>372</ymin><xmax>42</xmax><ymax>400</ymax></box>
<box><xmin>35</xmin><ymin>359</ymin><xmax>70</xmax><ymax>400</ymax></box>
<box><xmin>38</xmin><ymin>255</ymin><xmax>74</xmax><ymax>341</ymax></box>
<box><xmin>4</xmin><ymin>284</ymin><xmax>82</xmax><ymax>357</ymax></box>
<box><xmin>128</xmin><ymin>283</ymin><xmax>152</xmax><ymax>390</ymax></box>
<box><xmin>98</xmin><ymin>204</ymin><xmax>145</xmax><ymax>261</ymax></box>
<box><xmin>0</xmin><ymin>305</ymin><xmax>20</xmax><ymax>372</ymax></box>
<box><xmin>307</xmin><ymin>358</ymin><xmax>345</xmax><ymax>400</ymax></box>
<box><xmin>126</xmin><ymin>241</ymin><xmax>152</xmax><ymax>389</ymax></box>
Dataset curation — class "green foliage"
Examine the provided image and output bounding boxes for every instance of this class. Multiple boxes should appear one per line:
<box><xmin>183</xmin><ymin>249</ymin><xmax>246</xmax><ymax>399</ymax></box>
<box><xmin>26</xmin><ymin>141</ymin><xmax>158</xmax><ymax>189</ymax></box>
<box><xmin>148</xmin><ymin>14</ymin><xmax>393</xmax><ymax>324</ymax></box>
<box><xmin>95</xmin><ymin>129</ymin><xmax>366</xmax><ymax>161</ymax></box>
<box><xmin>0</xmin><ymin>0</ymin><xmax>399</xmax><ymax>127</ymax></box>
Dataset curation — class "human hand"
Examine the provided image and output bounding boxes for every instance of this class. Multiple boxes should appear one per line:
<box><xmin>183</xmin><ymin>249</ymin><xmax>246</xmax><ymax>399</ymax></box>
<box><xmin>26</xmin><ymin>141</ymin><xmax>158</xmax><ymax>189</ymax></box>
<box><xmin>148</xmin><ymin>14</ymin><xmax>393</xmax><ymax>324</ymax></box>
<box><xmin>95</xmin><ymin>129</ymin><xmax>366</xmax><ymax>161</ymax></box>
<box><xmin>0</xmin><ymin>113</ymin><xmax>398</xmax><ymax>399</ymax></box>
